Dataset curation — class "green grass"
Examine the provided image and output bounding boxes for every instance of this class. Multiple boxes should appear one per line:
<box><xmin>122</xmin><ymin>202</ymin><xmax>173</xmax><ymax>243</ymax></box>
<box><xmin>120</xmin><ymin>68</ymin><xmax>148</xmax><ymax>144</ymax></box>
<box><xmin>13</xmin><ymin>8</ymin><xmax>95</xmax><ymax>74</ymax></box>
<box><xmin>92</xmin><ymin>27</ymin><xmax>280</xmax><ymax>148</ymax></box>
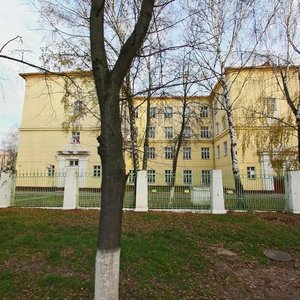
<box><xmin>12</xmin><ymin>188</ymin><xmax>287</xmax><ymax>211</ymax></box>
<box><xmin>0</xmin><ymin>209</ymin><xmax>300</xmax><ymax>299</ymax></box>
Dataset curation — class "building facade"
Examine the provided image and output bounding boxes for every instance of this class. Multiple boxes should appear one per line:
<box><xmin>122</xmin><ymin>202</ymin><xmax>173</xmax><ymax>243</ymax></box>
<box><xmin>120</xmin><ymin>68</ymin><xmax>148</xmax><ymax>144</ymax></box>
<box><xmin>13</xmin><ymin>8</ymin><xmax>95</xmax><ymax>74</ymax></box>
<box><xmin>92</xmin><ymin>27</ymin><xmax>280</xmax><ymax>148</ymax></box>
<box><xmin>16</xmin><ymin>65</ymin><xmax>299</xmax><ymax>188</ymax></box>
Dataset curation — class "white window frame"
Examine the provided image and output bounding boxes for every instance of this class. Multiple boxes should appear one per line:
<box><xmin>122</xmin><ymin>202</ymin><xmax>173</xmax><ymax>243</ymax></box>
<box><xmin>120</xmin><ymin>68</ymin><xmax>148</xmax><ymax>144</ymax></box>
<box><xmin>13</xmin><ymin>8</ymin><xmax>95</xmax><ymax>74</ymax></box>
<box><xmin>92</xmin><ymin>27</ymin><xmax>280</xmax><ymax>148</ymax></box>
<box><xmin>201</xmin><ymin>147</ymin><xmax>210</xmax><ymax>160</ymax></box>
<box><xmin>165</xmin><ymin>127</ymin><xmax>174</xmax><ymax>139</ymax></box>
<box><xmin>215</xmin><ymin>122</ymin><xmax>219</xmax><ymax>135</ymax></box>
<box><xmin>247</xmin><ymin>166</ymin><xmax>256</xmax><ymax>179</ymax></box>
<box><xmin>47</xmin><ymin>165</ymin><xmax>55</xmax><ymax>176</ymax></box>
<box><xmin>165</xmin><ymin>170</ymin><xmax>172</xmax><ymax>184</ymax></box>
<box><xmin>148</xmin><ymin>126</ymin><xmax>156</xmax><ymax>138</ymax></box>
<box><xmin>93</xmin><ymin>165</ymin><xmax>101</xmax><ymax>177</ymax></box>
<box><xmin>71</xmin><ymin>131</ymin><xmax>80</xmax><ymax>144</ymax></box>
<box><xmin>69</xmin><ymin>159</ymin><xmax>79</xmax><ymax>167</ymax></box>
<box><xmin>147</xmin><ymin>170</ymin><xmax>156</xmax><ymax>183</ymax></box>
<box><xmin>184</xmin><ymin>106</ymin><xmax>191</xmax><ymax>117</ymax></box>
<box><xmin>73</xmin><ymin>100</ymin><xmax>84</xmax><ymax>116</ymax></box>
<box><xmin>164</xmin><ymin>106</ymin><xmax>173</xmax><ymax>118</ymax></box>
<box><xmin>128</xmin><ymin>170</ymin><xmax>135</xmax><ymax>183</ymax></box>
<box><xmin>183</xmin><ymin>170</ymin><xmax>192</xmax><ymax>185</ymax></box>
<box><xmin>183</xmin><ymin>126</ymin><xmax>192</xmax><ymax>139</ymax></box>
<box><xmin>216</xmin><ymin>145</ymin><xmax>220</xmax><ymax>159</ymax></box>
<box><xmin>149</xmin><ymin>107</ymin><xmax>156</xmax><ymax>118</ymax></box>
<box><xmin>147</xmin><ymin>147</ymin><xmax>156</xmax><ymax>159</ymax></box>
<box><xmin>223</xmin><ymin>141</ymin><xmax>228</xmax><ymax>156</ymax></box>
<box><xmin>200</xmin><ymin>126</ymin><xmax>210</xmax><ymax>138</ymax></box>
<box><xmin>202</xmin><ymin>170</ymin><xmax>211</xmax><ymax>185</ymax></box>
<box><xmin>222</xmin><ymin>115</ymin><xmax>227</xmax><ymax>130</ymax></box>
<box><xmin>200</xmin><ymin>106</ymin><xmax>208</xmax><ymax>118</ymax></box>
<box><xmin>183</xmin><ymin>147</ymin><xmax>191</xmax><ymax>160</ymax></box>
<box><xmin>165</xmin><ymin>147</ymin><xmax>174</xmax><ymax>159</ymax></box>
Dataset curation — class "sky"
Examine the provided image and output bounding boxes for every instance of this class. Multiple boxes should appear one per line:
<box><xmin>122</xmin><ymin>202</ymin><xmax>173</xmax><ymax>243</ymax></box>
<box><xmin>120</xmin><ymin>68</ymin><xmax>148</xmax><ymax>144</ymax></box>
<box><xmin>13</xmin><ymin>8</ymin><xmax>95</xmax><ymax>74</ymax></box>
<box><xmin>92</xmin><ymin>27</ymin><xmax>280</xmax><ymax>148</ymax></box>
<box><xmin>0</xmin><ymin>0</ymin><xmax>44</xmax><ymax>141</ymax></box>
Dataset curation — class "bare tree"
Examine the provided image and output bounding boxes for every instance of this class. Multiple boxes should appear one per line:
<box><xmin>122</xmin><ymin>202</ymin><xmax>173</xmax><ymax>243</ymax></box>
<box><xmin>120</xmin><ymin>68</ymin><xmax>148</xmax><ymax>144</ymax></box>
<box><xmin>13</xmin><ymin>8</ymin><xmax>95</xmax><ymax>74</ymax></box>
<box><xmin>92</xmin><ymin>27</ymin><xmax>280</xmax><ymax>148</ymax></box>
<box><xmin>241</xmin><ymin>0</ymin><xmax>300</xmax><ymax>171</ymax></box>
<box><xmin>185</xmin><ymin>0</ymin><xmax>278</xmax><ymax>199</ymax></box>
<box><xmin>89</xmin><ymin>1</ymin><xmax>175</xmax><ymax>298</ymax></box>
<box><xmin>0</xmin><ymin>127</ymin><xmax>19</xmax><ymax>173</ymax></box>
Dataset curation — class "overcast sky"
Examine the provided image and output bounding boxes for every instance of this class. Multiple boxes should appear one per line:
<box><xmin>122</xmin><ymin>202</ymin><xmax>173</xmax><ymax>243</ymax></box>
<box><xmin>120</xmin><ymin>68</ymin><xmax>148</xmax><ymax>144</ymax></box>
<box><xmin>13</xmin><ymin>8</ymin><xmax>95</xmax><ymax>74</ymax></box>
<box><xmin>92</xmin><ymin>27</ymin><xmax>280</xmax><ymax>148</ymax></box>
<box><xmin>0</xmin><ymin>0</ymin><xmax>43</xmax><ymax>140</ymax></box>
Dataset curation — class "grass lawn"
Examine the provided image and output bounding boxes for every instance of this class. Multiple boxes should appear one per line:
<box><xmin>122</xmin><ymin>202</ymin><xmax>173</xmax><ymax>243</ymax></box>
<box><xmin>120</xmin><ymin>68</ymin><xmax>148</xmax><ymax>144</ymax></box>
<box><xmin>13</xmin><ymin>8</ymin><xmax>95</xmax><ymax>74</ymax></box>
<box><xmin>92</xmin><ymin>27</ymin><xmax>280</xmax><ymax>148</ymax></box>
<box><xmin>1</xmin><ymin>209</ymin><xmax>300</xmax><ymax>299</ymax></box>
<box><xmin>12</xmin><ymin>189</ymin><xmax>286</xmax><ymax>211</ymax></box>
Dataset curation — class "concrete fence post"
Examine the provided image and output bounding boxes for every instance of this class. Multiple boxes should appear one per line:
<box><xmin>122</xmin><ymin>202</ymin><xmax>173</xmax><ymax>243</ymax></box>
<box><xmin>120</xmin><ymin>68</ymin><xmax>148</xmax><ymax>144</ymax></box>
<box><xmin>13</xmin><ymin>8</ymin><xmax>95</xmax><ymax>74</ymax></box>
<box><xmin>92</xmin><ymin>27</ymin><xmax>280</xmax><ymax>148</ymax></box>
<box><xmin>0</xmin><ymin>172</ymin><xmax>13</xmax><ymax>208</ymax></box>
<box><xmin>135</xmin><ymin>170</ymin><xmax>148</xmax><ymax>212</ymax></box>
<box><xmin>210</xmin><ymin>170</ymin><xmax>226</xmax><ymax>214</ymax></box>
<box><xmin>63</xmin><ymin>167</ymin><xmax>78</xmax><ymax>210</ymax></box>
<box><xmin>286</xmin><ymin>171</ymin><xmax>300</xmax><ymax>214</ymax></box>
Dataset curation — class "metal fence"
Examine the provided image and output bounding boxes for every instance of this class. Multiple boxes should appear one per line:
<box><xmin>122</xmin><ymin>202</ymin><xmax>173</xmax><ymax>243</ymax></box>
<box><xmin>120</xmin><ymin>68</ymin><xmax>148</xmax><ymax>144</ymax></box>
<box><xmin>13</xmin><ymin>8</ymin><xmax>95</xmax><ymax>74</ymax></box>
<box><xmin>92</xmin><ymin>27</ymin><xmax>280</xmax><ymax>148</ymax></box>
<box><xmin>222</xmin><ymin>173</ymin><xmax>286</xmax><ymax>211</ymax></box>
<box><xmin>77</xmin><ymin>173</ymin><xmax>135</xmax><ymax>209</ymax></box>
<box><xmin>148</xmin><ymin>173</ymin><xmax>211</xmax><ymax>210</ymax></box>
<box><xmin>11</xmin><ymin>171</ymin><xmax>65</xmax><ymax>207</ymax></box>
<box><xmin>11</xmin><ymin>171</ymin><xmax>135</xmax><ymax>209</ymax></box>
<box><xmin>9</xmin><ymin>170</ymin><xmax>287</xmax><ymax>212</ymax></box>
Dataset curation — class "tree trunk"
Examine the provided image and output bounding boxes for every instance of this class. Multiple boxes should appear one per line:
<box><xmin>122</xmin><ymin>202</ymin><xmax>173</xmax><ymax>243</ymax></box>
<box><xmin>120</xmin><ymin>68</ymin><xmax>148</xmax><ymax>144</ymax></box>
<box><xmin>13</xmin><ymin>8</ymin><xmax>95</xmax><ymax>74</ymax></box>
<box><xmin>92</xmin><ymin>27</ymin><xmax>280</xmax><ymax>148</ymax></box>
<box><xmin>94</xmin><ymin>84</ymin><xmax>127</xmax><ymax>300</ymax></box>
<box><xmin>90</xmin><ymin>1</ymin><xmax>156</xmax><ymax>297</ymax></box>
<box><xmin>169</xmin><ymin>101</ymin><xmax>188</xmax><ymax>203</ymax></box>
<box><xmin>222</xmin><ymin>81</ymin><xmax>245</xmax><ymax>208</ymax></box>
<box><xmin>142</xmin><ymin>95</ymin><xmax>151</xmax><ymax>170</ymax></box>
<box><xmin>297</xmin><ymin>120</ymin><xmax>300</xmax><ymax>164</ymax></box>
<box><xmin>142</xmin><ymin>57</ymin><xmax>153</xmax><ymax>170</ymax></box>
<box><xmin>127</xmin><ymin>95</ymin><xmax>140</xmax><ymax>173</ymax></box>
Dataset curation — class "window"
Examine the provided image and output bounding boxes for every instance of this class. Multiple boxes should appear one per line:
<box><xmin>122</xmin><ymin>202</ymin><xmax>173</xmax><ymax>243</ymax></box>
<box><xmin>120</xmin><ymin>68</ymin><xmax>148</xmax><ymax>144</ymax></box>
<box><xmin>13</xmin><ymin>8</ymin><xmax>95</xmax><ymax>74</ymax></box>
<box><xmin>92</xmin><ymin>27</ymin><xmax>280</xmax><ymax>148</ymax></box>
<box><xmin>93</xmin><ymin>165</ymin><xmax>101</xmax><ymax>177</ymax></box>
<box><xmin>165</xmin><ymin>147</ymin><xmax>174</xmax><ymax>159</ymax></box>
<box><xmin>149</xmin><ymin>107</ymin><xmax>156</xmax><ymax>118</ymax></box>
<box><xmin>222</xmin><ymin>115</ymin><xmax>227</xmax><ymax>130</ymax></box>
<box><xmin>202</xmin><ymin>170</ymin><xmax>211</xmax><ymax>186</ymax></box>
<box><xmin>183</xmin><ymin>147</ymin><xmax>191</xmax><ymax>160</ymax></box>
<box><xmin>73</xmin><ymin>100</ymin><xmax>83</xmax><ymax>115</ymax></box>
<box><xmin>183</xmin><ymin>170</ymin><xmax>192</xmax><ymax>184</ymax></box>
<box><xmin>220</xmin><ymin>95</ymin><xmax>225</xmax><ymax>108</ymax></box>
<box><xmin>213</xmin><ymin>100</ymin><xmax>218</xmax><ymax>115</ymax></box>
<box><xmin>148</xmin><ymin>126</ymin><xmax>156</xmax><ymax>138</ymax></box>
<box><xmin>200</xmin><ymin>126</ymin><xmax>210</xmax><ymax>138</ymax></box>
<box><xmin>128</xmin><ymin>170</ymin><xmax>135</xmax><ymax>183</ymax></box>
<box><xmin>164</xmin><ymin>106</ymin><xmax>173</xmax><ymax>118</ymax></box>
<box><xmin>265</xmin><ymin>97</ymin><xmax>278</xmax><ymax>114</ymax></box>
<box><xmin>134</xmin><ymin>108</ymin><xmax>139</xmax><ymax>118</ymax></box>
<box><xmin>183</xmin><ymin>126</ymin><xmax>192</xmax><ymax>138</ymax></box>
<box><xmin>247</xmin><ymin>166</ymin><xmax>256</xmax><ymax>179</ymax></box>
<box><xmin>147</xmin><ymin>147</ymin><xmax>155</xmax><ymax>159</ymax></box>
<box><xmin>165</xmin><ymin>127</ymin><xmax>174</xmax><ymax>139</ymax></box>
<box><xmin>223</xmin><ymin>141</ymin><xmax>228</xmax><ymax>156</ymax></box>
<box><xmin>147</xmin><ymin>170</ymin><xmax>156</xmax><ymax>183</ymax></box>
<box><xmin>200</xmin><ymin>106</ymin><xmax>208</xmax><ymax>117</ymax></box>
<box><xmin>215</xmin><ymin>122</ymin><xmax>219</xmax><ymax>135</ymax></box>
<box><xmin>69</xmin><ymin>159</ymin><xmax>79</xmax><ymax>167</ymax></box>
<box><xmin>216</xmin><ymin>145</ymin><xmax>220</xmax><ymax>159</ymax></box>
<box><xmin>165</xmin><ymin>170</ymin><xmax>173</xmax><ymax>184</ymax></box>
<box><xmin>201</xmin><ymin>147</ymin><xmax>210</xmax><ymax>159</ymax></box>
<box><xmin>71</xmin><ymin>131</ymin><xmax>80</xmax><ymax>144</ymax></box>
<box><xmin>184</xmin><ymin>106</ymin><xmax>191</xmax><ymax>117</ymax></box>
<box><xmin>47</xmin><ymin>165</ymin><xmax>55</xmax><ymax>176</ymax></box>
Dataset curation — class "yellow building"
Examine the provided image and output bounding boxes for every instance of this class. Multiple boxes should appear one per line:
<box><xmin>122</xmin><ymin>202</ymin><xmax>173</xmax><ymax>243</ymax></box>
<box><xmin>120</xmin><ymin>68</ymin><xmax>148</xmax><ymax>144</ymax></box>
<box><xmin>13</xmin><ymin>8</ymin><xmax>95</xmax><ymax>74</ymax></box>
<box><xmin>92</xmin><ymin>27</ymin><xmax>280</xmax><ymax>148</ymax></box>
<box><xmin>16</xmin><ymin>65</ymin><xmax>299</xmax><ymax>188</ymax></box>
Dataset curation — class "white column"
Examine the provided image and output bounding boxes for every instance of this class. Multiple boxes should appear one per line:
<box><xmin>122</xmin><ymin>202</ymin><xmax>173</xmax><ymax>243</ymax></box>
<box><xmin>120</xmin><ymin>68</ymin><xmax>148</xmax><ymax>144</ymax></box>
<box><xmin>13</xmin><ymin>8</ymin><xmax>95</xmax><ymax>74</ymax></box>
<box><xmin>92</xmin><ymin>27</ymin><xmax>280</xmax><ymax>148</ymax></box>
<box><xmin>210</xmin><ymin>170</ymin><xmax>226</xmax><ymax>214</ymax></box>
<box><xmin>286</xmin><ymin>171</ymin><xmax>300</xmax><ymax>214</ymax></box>
<box><xmin>63</xmin><ymin>167</ymin><xmax>78</xmax><ymax>209</ymax></box>
<box><xmin>0</xmin><ymin>172</ymin><xmax>13</xmax><ymax>208</ymax></box>
<box><xmin>135</xmin><ymin>170</ymin><xmax>148</xmax><ymax>212</ymax></box>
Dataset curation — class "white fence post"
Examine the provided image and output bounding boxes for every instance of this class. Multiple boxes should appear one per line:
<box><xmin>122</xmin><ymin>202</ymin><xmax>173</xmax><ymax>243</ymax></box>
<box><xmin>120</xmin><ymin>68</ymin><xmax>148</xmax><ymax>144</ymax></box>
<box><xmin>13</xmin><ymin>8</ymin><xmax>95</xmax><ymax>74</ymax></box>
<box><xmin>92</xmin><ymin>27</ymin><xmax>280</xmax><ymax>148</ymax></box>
<box><xmin>63</xmin><ymin>167</ymin><xmax>78</xmax><ymax>210</ymax></box>
<box><xmin>0</xmin><ymin>172</ymin><xmax>13</xmax><ymax>208</ymax></box>
<box><xmin>286</xmin><ymin>171</ymin><xmax>300</xmax><ymax>214</ymax></box>
<box><xmin>135</xmin><ymin>170</ymin><xmax>148</xmax><ymax>212</ymax></box>
<box><xmin>210</xmin><ymin>170</ymin><xmax>226</xmax><ymax>214</ymax></box>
